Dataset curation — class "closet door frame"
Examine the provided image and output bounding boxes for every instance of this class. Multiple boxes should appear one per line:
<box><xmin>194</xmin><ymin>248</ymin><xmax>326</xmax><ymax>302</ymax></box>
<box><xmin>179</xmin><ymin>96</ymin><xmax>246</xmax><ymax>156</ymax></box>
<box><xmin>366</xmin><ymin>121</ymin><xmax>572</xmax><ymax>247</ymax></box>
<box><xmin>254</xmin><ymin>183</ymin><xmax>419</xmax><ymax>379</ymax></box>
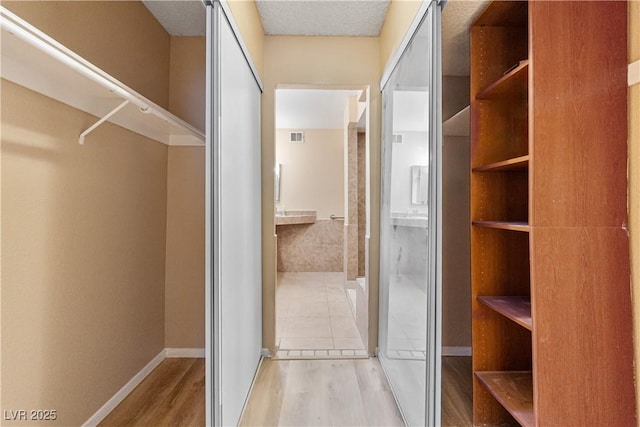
<box><xmin>205</xmin><ymin>1</ymin><xmax>264</xmax><ymax>425</ymax></box>
<box><xmin>205</xmin><ymin>3</ymin><xmax>218</xmax><ymax>425</ymax></box>
<box><xmin>378</xmin><ymin>1</ymin><xmax>443</xmax><ymax>425</ymax></box>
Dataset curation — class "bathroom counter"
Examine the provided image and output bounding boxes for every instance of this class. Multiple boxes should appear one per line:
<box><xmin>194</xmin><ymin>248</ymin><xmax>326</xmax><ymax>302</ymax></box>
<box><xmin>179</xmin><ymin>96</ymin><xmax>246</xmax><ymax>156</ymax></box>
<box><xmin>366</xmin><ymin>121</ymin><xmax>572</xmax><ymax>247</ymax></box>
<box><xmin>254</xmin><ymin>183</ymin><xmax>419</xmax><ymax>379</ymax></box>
<box><xmin>391</xmin><ymin>214</ymin><xmax>428</xmax><ymax>228</ymax></box>
<box><xmin>275</xmin><ymin>210</ymin><xmax>316</xmax><ymax>226</ymax></box>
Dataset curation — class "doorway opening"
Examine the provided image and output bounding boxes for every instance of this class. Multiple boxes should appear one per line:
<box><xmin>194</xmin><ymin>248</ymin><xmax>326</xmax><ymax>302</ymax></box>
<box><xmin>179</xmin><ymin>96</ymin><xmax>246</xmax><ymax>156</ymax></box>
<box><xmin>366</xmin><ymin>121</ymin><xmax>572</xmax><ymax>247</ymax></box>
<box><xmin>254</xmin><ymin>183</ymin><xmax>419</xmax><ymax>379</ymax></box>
<box><xmin>273</xmin><ymin>87</ymin><xmax>370</xmax><ymax>359</ymax></box>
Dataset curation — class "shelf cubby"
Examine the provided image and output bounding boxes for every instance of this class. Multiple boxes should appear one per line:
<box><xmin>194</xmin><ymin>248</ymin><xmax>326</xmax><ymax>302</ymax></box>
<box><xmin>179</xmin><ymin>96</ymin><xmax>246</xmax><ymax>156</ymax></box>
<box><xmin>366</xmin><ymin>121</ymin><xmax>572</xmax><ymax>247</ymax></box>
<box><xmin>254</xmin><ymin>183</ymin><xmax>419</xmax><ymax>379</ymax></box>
<box><xmin>475</xmin><ymin>371</ymin><xmax>534</xmax><ymax>427</ymax></box>
<box><xmin>476</xmin><ymin>60</ymin><xmax>528</xmax><ymax>100</ymax></box>
<box><xmin>471</xmin><ymin>171</ymin><xmax>528</xmax><ymax>224</ymax></box>
<box><xmin>478</xmin><ymin>296</ymin><xmax>531</xmax><ymax>330</ymax></box>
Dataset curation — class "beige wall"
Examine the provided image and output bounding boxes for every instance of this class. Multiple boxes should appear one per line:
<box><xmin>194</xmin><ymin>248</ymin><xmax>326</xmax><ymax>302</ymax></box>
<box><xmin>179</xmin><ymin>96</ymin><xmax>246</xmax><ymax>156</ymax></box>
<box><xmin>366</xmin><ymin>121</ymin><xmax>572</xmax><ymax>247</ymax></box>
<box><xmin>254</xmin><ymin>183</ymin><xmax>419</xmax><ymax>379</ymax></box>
<box><xmin>1</xmin><ymin>80</ymin><xmax>167</xmax><ymax>426</ymax></box>
<box><xmin>442</xmin><ymin>135</ymin><xmax>471</xmax><ymax>348</ymax></box>
<box><xmin>226</xmin><ymin>0</ymin><xmax>265</xmax><ymax>79</ymax></box>
<box><xmin>2</xmin><ymin>1</ymin><xmax>171</xmax><ymax>109</ymax></box>
<box><xmin>165</xmin><ymin>36</ymin><xmax>206</xmax><ymax>349</ymax></box>
<box><xmin>629</xmin><ymin>0</ymin><xmax>640</xmax><ymax>421</ymax></box>
<box><xmin>442</xmin><ymin>76</ymin><xmax>471</xmax><ymax>348</ymax></box>
<box><xmin>263</xmin><ymin>36</ymin><xmax>381</xmax><ymax>353</ymax></box>
<box><xmin>379</xmin><ymin>0</ymin><xmax>422</xmax><ymax>74</ymax></box>
<box><xmin>276</xmin><ymin>128</ymin><xmax>344</xmax><ymax>219</ymax></box>
<box><xmin>169</xmin><ymin>37</ymin><xmax>206</xmax><ymax>132</ymax></box>
<box><xmin>165</xmin><ymin>147</ymin><xmax>205</xmax><ymax>348</ymax></box>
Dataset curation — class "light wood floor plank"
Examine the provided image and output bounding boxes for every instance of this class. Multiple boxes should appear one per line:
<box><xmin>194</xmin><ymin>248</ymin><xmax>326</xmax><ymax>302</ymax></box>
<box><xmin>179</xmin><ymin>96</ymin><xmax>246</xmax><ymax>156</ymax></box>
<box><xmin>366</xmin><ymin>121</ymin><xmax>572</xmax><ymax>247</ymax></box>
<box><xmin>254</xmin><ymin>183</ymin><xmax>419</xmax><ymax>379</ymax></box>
<box><xmin>279</xmin><ymin>360</ymin><xmax>325</xmax><ymax>426</ymax></box>
<box><xmin>441</xmin><ymin>356</ymin><xmax>472</xmax><ymax>427</ymax></box>
<box><xmin>240</xmin><ymin>358</ymin><xmax>404</xmax><ymax>427</ymax></box>
<box><xmin>99</xmin><ymin>358</ymin><xmax>204</xmax><ymax>427</ymax></box>
<box><xmin>239</xmin><ymin>359</ymin><xmax>289</xmax><ymax>426</ymax></box>
<box><xmin>323</xmin><ymin>360</ymin><xmax>369</xmax><ymax>427</ymax></box>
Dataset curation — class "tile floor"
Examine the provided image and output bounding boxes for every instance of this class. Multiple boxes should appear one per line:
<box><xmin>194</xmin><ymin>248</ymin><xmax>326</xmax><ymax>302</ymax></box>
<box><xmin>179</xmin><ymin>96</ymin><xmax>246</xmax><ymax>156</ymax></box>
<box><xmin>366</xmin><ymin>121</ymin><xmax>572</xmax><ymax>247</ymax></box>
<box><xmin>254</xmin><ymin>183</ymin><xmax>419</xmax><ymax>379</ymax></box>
<box><xmin>275</xmin><ymin>272</ymin><xmax>366</xmax><ymax>359</ymax></box>
<box><xmin>385</xmin><ymin>274</ymin><xmax>428</xmax><ymax>360</ymax></box>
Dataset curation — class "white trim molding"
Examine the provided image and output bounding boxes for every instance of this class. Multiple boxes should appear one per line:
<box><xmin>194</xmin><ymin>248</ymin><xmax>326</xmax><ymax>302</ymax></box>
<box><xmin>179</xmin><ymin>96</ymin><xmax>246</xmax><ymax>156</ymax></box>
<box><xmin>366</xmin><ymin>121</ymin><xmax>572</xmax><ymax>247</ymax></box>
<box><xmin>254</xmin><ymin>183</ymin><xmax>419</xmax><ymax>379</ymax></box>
<box><xmin>166</xmin><ymin>347</ymin><xmax>206</xmax><ymax>358</ymax></box>
<box><xmin>218</xmin><ymin>0</ymin><xmax>264</xmax><ymax>92</ymax></box>
<box><xmin>629</xmin><ymin>60</ymin><xmax>640</xmax><ymax>87</ymax></box>
<box><xmin>82</xmin><ymin>350</ymin><xmax>165</xmax><ymax>427</ymax></box>
<box><xmin>442</xmin><ymin>346</ymin><xmax>472</xmax><ymax>357</ymax></box>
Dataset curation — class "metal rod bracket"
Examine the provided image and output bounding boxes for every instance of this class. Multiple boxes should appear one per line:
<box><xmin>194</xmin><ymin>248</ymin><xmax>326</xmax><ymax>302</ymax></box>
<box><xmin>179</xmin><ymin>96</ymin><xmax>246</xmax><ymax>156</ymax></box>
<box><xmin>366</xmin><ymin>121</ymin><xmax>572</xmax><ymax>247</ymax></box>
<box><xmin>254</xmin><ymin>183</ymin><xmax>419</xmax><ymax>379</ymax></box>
<box><xmin>78</xmin><ymin>100</ymin><xmax>129</xmax><ymax>145</ymax></box>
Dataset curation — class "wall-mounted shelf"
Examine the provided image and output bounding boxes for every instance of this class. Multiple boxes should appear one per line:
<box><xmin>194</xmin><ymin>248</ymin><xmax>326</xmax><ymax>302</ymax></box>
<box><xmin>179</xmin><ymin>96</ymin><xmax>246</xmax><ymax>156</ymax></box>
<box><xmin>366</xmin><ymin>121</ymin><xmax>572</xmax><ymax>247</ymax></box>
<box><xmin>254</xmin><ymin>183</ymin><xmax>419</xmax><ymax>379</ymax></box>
<box><xmin>443</xmin><ymin>106</ymin><xmax>469</xmax><ymax>137</ymax></box>
<box><xmin>0</xmin><ymin>7</ymin><xmax>204</xmax><ymax>146</ymax></box>
<box><xmin>478</xmin><ymin>296</ymin><xmax>532</xmax><ymax>330</ymax></box>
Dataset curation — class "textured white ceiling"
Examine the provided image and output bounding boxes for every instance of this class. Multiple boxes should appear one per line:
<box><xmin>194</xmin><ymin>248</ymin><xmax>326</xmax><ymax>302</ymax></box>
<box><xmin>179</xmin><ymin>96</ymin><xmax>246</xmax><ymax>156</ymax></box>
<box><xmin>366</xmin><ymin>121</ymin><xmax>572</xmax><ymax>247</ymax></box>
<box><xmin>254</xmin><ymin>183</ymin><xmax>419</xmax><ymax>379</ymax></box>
<box><xmin>142</xmin><ymin>0</ymin><xmax>485</xmax><ymax>75</ymax></box>
<box><xmin>276</xmin><ymin>89</ymin><xmax>360</xmax><ymax>129</ymax></box>
<box><xmin>442</xmin><ymin>0</ymin><xmax>489</xmax><ymax>76</ymax></box>
<box><xmin>142</xmin><ymin>0</ymin><xmax>206</xmax><ymax>36</ymax></box>
<box><xmin>256</xmin><ymin>0</ymin><xmax>390</xmax><ymax>36</ymax></box>
<box><xmin>142</xmin><ymin>0</ymin><xmax>488</xmax><ymax>76</ymax></box>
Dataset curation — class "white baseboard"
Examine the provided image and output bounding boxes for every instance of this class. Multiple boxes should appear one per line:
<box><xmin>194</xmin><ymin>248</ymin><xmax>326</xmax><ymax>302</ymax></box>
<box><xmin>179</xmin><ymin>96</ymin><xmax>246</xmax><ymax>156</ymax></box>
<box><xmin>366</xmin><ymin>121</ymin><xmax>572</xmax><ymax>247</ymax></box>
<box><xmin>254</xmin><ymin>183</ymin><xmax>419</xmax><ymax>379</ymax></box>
<box><xmin>165</xmin><ymin>347</ymin><xmax>205</xmax><ymax>358</ymax></box>
<box><xmin>82</xmin><ymin>349</ymin><xmax>165</xmax><ymax>427</ymax></box>
<box><xmin>83</xmin><ymin>347</ymin><xmax>205</xmax><ymax>426</ymax></box>
<box><xmin>442</xmin><ymin>346</ymin><xmax>472</xmax><ymax>356</ymax></box>
<box><xmin>261</xmin><ymin>348</ymin><xmax>272</xmax><ymax>357</ymax></box>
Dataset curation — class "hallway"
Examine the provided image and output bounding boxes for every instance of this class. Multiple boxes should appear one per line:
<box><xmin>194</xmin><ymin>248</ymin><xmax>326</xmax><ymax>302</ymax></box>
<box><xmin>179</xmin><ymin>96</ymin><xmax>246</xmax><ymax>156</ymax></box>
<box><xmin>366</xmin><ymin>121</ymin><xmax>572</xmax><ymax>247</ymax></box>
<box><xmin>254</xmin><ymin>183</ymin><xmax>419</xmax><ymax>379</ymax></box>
<box><xmin>239</xmin><ymin>358</ymin><xmax>404</xmax><ymax>426</ymax></box>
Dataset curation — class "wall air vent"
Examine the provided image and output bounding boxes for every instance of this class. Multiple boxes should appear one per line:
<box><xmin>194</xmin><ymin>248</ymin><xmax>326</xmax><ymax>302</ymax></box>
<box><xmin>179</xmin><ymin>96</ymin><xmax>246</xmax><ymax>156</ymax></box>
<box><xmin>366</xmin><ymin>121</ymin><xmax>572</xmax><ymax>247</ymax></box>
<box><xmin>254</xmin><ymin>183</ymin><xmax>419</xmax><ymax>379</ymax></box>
<box><xmin>393</xmin><ymin>134</ymin><xmax>404</xmax><ymax>144</ymax></box>
<box><xmin>289</xmin><ymin>131</ymin><xmax>304</xmax><ymax>143</ymax></box>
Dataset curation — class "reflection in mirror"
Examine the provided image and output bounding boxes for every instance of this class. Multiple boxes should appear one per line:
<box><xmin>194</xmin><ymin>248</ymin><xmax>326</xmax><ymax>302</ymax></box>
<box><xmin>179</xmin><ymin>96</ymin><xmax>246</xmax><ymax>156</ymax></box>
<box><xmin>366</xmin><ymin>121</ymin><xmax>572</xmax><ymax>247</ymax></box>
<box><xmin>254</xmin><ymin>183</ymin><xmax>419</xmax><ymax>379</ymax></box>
<box><xmin>275</xmin><ymin>163</ymin><xmax>281</xmax><ymax>202</ymax></box>
<box><xmin>411</xmin><ymin>165</ymin><xmax>428</xmax><ymax>205</ymax></box>
<box><xmin>378</xmin><ymin>6</ymin><xmax>433</xmax><ymax>426</ymax></box>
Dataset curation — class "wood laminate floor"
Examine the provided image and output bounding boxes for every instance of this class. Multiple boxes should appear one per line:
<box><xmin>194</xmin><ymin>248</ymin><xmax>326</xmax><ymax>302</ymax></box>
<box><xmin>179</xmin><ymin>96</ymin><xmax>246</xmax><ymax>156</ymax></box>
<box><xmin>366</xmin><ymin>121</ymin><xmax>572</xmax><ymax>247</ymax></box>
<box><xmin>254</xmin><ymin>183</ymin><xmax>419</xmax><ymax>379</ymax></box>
<box><xmin>99</xmin><ymin>358</ymin><xmax>204</xmax><ymax>427</ymax></box>
<box><xmin>442</xmin><ymin>356</ymin><xmax>473</xmax><ymax>427</ymax></box>
<box><xmin>240</xmin><ymin>358</ymin><xmax>405</xmax><ymax>426</ymax></box>
<box><xmin>97</xmin><ymin>356</ymin><xmax>471</xmax><ymax>427</ymax></box>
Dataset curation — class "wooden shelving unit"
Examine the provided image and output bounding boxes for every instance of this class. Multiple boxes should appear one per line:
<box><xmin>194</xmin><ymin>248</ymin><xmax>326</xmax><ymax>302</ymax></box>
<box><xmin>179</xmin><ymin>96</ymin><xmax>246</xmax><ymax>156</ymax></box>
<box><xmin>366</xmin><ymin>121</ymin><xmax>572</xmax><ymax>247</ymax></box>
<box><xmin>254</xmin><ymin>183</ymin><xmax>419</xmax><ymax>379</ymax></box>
<box><xmin>471</xmin><ymin>1</ymin><xmax>635</xmax><ymax>426</ymax></box>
